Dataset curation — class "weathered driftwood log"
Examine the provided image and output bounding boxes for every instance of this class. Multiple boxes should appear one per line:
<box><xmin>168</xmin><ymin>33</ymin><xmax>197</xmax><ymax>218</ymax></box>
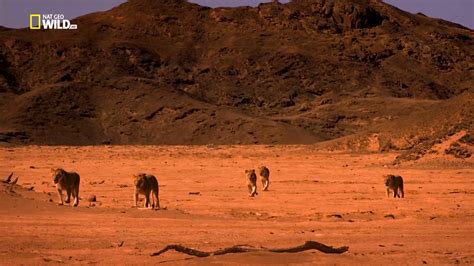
<box><xmin>151</xmin><ymin>240</ymin><xmax>348</xmax><ymax>257</ymax></box>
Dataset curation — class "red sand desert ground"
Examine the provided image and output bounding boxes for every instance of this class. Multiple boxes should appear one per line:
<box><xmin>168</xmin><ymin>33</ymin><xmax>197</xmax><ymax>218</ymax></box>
<box><xmin>0</xmin><ymin>145</ymin><xmax>473</xmax><ymax>264</ymax></box>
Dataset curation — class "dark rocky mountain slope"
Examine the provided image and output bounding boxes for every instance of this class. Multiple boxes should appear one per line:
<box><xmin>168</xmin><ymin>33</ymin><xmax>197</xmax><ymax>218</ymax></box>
<box><xmin>0</xmin><ymin>0</ymin><xmax>472</xmax><ymax>157</ymax></box>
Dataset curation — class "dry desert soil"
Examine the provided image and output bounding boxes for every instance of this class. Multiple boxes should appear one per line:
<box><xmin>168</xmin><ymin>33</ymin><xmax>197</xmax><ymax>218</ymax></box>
<box><xmin>0</xmin><ymin>145</ymin><xmax>473</xmax><ymax>265</ymax></box>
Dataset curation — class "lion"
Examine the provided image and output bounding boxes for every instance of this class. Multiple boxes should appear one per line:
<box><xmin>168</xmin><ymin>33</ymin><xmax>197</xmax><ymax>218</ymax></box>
<box><xmin>258</xmin><ymin>166</ymin><xmax>270</xmax><ymax>191</ymax></box>
<box><xmin>51</xmin><ymin>168</ymin><xmax>80</xmax><ymax>207</ymax></box>
<box><xmin>245</xmin><ymin>169</ymin><xmax>258</xmax><ymax>197</ymax></box>
<box><xmin>384</xmin><ymin>174</ymin><xmax>404</xmax><ymax>198</ymax></box>
<box><xmin>133</xmin><ymin>173</ymin><xmax>160</xmax><ymax>209</ymax></box>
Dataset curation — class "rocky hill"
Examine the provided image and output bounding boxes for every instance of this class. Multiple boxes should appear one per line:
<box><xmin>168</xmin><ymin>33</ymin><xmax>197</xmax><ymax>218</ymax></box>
<box><xmin>0</xmin><ymin>0</ymin><xmax>473</xmax><ymax>158</ymax></box>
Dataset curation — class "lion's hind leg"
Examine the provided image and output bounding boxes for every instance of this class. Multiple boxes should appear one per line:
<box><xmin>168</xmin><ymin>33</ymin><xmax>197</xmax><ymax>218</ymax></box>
<box><xmin>73</xmin><ymin>186</ymin><xmax>79</xmax><ymax>207</ymax></box>
<box><xmin>152</xmin><ymin>188</ymin><xmax>160</xmax><ymax>209</ymax></box>
<box><xmin>399</xmin><ymin>178</ymin><xmax>404</xmax><ymax>198</ymax></box>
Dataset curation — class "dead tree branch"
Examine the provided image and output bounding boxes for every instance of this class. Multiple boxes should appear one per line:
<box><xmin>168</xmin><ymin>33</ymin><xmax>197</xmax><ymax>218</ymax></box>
<box><xmin>151</xmin><ymin>240</ymin><xmax>348</xmax><ymax>257</ymax></box>
<box><xmin>2</xmin><ymin>173</ymin><xmax>13</xmax><ymax>183</ymax></box>
<box><xmin>10</xmin><ymin>177</ymin><xmax>18</xmax><ymax>185</ymax></box>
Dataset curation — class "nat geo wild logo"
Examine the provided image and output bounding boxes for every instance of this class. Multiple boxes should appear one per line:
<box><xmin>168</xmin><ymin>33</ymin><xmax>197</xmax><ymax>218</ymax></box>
<box><xmin>30</xmin><ymin>14</ymin><xmax>77</xmax><ymax>30</ymax></box>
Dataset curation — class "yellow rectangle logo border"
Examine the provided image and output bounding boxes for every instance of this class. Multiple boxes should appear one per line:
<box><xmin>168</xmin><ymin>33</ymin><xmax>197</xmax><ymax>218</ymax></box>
<box><xmin>30</xmin><ymin>14</ymin><xmax>41</xmax><ymax>29</ymax></box>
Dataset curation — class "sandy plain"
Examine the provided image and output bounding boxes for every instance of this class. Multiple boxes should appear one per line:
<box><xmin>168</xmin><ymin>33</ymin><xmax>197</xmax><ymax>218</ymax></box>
<box><xmin>0</xmin><ymin>145</ymin><xmax>473</xmax><ymax>265</ymax></box>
